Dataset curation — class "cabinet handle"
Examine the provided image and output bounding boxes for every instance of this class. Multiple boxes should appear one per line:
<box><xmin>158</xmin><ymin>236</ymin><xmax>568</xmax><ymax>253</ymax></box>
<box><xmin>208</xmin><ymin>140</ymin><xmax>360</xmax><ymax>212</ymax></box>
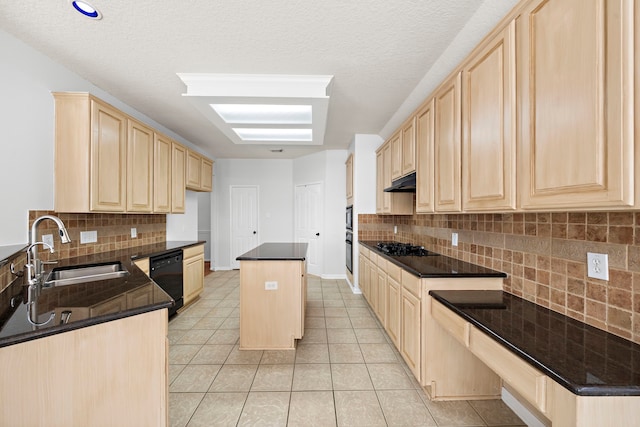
<box><xmin>316</xmin><ymin>233</ymin><xmax>320</xmax><ymax>236</ymax></box>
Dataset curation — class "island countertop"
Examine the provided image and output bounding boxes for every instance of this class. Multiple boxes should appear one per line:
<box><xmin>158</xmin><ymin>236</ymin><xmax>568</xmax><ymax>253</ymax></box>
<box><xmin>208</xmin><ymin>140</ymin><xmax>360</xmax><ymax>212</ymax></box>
<box><xmin>236</xmin><ymin>242</ymin><xmax>309</xmax><ymax>261</ymax></box>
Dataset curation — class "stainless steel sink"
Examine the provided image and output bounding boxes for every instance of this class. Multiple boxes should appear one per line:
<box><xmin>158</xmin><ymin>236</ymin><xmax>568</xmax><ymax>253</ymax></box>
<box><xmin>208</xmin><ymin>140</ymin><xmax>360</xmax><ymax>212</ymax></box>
<box><xmin>43</xmin><ymin>262</ymin><xmax>129</xmax><ymax>287</ymax></box>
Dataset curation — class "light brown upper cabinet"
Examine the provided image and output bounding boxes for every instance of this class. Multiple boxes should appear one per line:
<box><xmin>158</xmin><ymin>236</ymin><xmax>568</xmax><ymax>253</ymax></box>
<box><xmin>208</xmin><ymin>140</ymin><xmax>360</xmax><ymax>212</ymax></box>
<box><xmin>462</xmin><ymin>20</ymin><xmax>516</xmax><ymax>211</ymax></box>
<box><xmin>390</xmin><ymin>131</ymin><xmax>403</xmax><ymax>180</ymax></box>
<box><xmin>517</xmin><ymin>0</ymin><xmax>634</xmax><ymax>209</ymax></box>
<box><xmin>186</xmin><ymin>149</ymin><xmax>214</xmax><ymax>192</ymax></box>
<box><xmin>376</xmin><ymin>141</ymin><xmax>413</xmax><ymax>215</ymax></box>
<box><xmin>126</xmin><ymin>119</ymin><xmax>154</xmax><ymax>213</ymax></box>
<box><xmin>416</xmin><ymin>99</ymin><xmax>435</xmax><ymax>213</ymax></box>
<box><xmin>153</xmin><ymin>133</ymin><xmax>172</xmax><ymax>213</ymax></box>
<box><xmin>401</xmin><ymin>117</ymin><xmax>416</xmax><ymax>177</ymax></box>
<box><xmin>171</xmin><ymin>142</ymin><xmax>187</xmax><ymax>213</ymax></box>
<box><xmin>346</xmin><ymin>153</ymin><xmax>354</xmax><ymax>206</ymax></box>
<box><xmin>434</xmin><ymin>73</ymin><xmax>462</xmax><ymax>212</ymax></box>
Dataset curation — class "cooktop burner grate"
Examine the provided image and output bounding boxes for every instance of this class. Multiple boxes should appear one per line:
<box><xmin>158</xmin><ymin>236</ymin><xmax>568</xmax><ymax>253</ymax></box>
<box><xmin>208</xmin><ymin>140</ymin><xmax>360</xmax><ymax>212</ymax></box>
<box><xmin>376</xmin><ymin>242</ymin><xmax>433</xmax><ymax>257</ymax></box>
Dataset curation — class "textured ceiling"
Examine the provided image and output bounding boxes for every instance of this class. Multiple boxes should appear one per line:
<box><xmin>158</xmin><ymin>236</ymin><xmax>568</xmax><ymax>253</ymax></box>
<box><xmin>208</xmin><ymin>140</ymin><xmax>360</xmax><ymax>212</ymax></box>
<box><xmin>1</xmin><ymin>0</ymin><xmax>515</xmax><ymax>159</ymax></box>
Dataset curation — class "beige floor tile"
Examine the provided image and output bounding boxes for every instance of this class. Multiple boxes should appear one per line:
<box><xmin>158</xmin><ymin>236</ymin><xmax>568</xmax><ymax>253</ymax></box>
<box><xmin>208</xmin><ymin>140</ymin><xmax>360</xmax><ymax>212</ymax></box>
<box><xmin>323</xmin><ymin>299</ymin><xmax>346</xmax><ymax>308</ymax></box>
<box><xmin>325</xmin><ymin>317</ymin><xmax>353</xmax><ymax>328</ymax></box>
<box><xmin>178</xmin><ymin>307</ymin><xmax>211</xmax><ymax>318</ymax></box>
<box><xmin>261</xmin><ymin>350</ymin><xmax>297</xmax><ymax>364</ymax></box>
<box><xmin>208</xmin><ymin>364</ymin><xmax>258</xmax><ymax>392</ymax></box>
<box><xmin>367</xmin><ymin>363</ymin><xmax>414</xmax><ymax>390</ymax></box>
<box><xmin>288</xmin><ymin>391</ymin><xmax>337</xmax><ymax>427</ymax></box>
<box><xmin>219</xmin><ymin>317</ymin><xmax>240</xmax><ymax>329</ymax></box>
<box><xmin>207</xmin><ymin>306</ymin><xmax>235</xmax><ymax>317</ymax></box>
<box><xmin>169</xmin><ymin>344</ymin><xmax>202</xmax><ymax>365</ymax></box>
<box><xmin>305</xmin><ymin>316</ymin><xmax>326</xmax><ymax>328</ymax></box>
<box><xmin>323</xmin><ymin>292</ymin><xmax>343</xmax><ymax>301</ymax></box>
<box><xmin>354</xmin><ymin>328</ymin><xmax>387</xmax><ymax>344</ymax></box>
<box><xmin>377</xmin><ymin>390</ymin><xmax>437</xmax><ymax>426</ymax></box>
<box><xmin>169</xmin><ymin>316</ymin><xmax>201</xmax><ymax>330</ymax></box>
<box><xmin>237</xmin><ymin>391</ymin><xmax>290</xmax><ymax>427</ymax></box>
<box><xmin>168</xmin><ymin>329</ymin><xmax>187</xmax><ymax>344</ymax></box>
<box><xmin>295</xmin><ymin>343</ymin><xmax>330</xmax><ymax>363</ymax></box>
<box><xmin>324</xmin><ymin>307</ymin><xmax>349</xmax><ymax>317</ymax></box>
<box><xmin>189</xmin><ymin>299</ymin><xmax>220</xmax><ymax>308</ymax></box>
<box><xmin>347</xmin><ymin>307</ymin><xmax>373</xmax><ymax>317</ymax></box>
<box><xmin>425</xmin><ymin>400</ymin><xmax>487</xmax><ymax>426</ymax></box>
<box><xmin>217</xmin><ymin>300</ymin><xmax>239</xmax><ymax>308</ymax></box>
<box><xmin>251</xmin><ymin>364</ymin><xmax>294</xmax><ymax>391</ymax></box>
<box><xmin>360</xmin><ymin>342</ymin><xmax>399</xmax><ymax>363</ymax></box>
<box><xmin>206</xmin><ymin>328</ymin><xmax>239</xmax><ymax>345</ymax></box>
<box><xmin>469</xmin><ymin>399</ymin><xmax>526</xmax><ymax>426</ymax></box>
<box><xmin>192</xmin><ymin>316</ymin><xmax>225</xmax><ymax>330</ymax></box>
<box><xmin>169</xmin><ymin>364</ymin><xmax>186</xmax><ymax>385</ymax></box>
<box><xmin>190</xmin><ymin>344</ymin><xmax>234</xmax><ymax>364</ymax></box>
<box><xmin>186</xmin><ymin>392</ymin><xmax>247</xmax><ymax>427</ymax></box>
<box><xmin>301</xmin><ymin>328</ymin><xmax>328</xmax><ymax>343</ymax></box>
<box><xmin>306</xmin><ymin>307</ymin><xmax>325</xmax><ymax>317</ymax></box>
<box><xmin>170</xmin><ymin>364</ymin><xmax>222</xmax><ymax>392</ymax></box>
<box><xmin>327</xmin><ymin>328</ymin><xmax>357</xmax><ymax>343</ymax></box>
<box><xmin>229</xmin><ymin>307</ymin><xmax>240</xmax><ymax>317</ymax></box>
<box><xmin>329</xmin><ymin>343</ymin><xmax>364</xmax><ymax>363</ymax></box>
<box><xmin>292</xmin><ymin>364</ymin><xmax>333</xmax><ymax>391</ymax></box>
<box><xmin>331</xmin><ymin>364</ymin><xmax>374</xmax><ymax>390</ymax></box>
<box><xmin>334</xmin><ymin>390</ymin><xmax>386</xmax><ymax>426</ymax></box>
<box><xmin>349</xmin><ymin>316</ymin><xmax>381</xmax><ymax>329</ymax></box>
<box><xmin>226</xmin><ymin>345</ymin><xmax>264</xmax><ymax>364</ymax></box>
<box><xmin>169</xmin><ymin>392</ymin><xmax>204</xmax><ymax>427</ymax></box>
<box><xmin>176</xmin><ymin>329</ymin><xmax>215</xmax><ymax>345</ymax></box>
<box><xmin>307</xmin><ymin>300</ymin><xmax>324</xmax><ymax>308</ymax></box>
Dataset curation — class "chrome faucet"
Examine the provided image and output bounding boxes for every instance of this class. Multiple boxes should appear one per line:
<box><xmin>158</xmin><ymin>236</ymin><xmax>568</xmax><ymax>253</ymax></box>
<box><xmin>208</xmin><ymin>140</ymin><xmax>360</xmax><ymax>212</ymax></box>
<box><xmin>29</xmin><ymin>215</ymin><xmax>71</xmax><ymax>284</ymax></box>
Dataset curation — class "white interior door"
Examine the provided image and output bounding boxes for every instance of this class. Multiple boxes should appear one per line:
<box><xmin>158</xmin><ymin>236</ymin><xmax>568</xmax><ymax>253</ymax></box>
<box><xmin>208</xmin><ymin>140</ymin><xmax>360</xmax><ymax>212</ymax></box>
<box><xmin>295</xmin><ymin>182</ymin><xmax>323</xmax><ymax>276</ymax></box>
<box><xmin>230</xmin><ymin>185</ymin><xmax>259</xmax><ymax>269</ymax></box>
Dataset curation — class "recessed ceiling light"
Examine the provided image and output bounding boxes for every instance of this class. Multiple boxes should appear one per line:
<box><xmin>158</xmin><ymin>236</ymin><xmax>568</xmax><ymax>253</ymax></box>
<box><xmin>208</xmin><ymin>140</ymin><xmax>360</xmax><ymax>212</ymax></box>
<box><xmin>71</xmin><ymin>1</ymin><xmax>102</xmax><ymax>19</ymax></box>
<box><xmin>233</xmin><ymin>128</ymin><xmax>312</xmax><ymax>142</ymax></box>
<box><xmin>210</xmin><ymin>104</ymin><xmax>312</xmax><ymax>125</ymax></box>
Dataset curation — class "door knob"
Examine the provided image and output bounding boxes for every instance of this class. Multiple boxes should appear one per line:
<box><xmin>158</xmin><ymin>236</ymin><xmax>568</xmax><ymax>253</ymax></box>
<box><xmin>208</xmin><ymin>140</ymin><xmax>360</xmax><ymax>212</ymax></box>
<box><xmin>315</xmin><ymin>233</ymin><xmax>320</xmax><ymax>236</ymax></box>
<box><xmin>253</xmin><ymin>231</ymin><xmax>257</xmax><ymax>234</ymax></box>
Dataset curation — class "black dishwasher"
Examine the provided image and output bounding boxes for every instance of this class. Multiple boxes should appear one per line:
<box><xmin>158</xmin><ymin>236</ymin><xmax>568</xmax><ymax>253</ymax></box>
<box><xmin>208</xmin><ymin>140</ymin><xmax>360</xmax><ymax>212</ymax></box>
<box><xmin>150</xmin><ymin>250</ymin><xmax>183</xmax><ymax>316</ymax></box>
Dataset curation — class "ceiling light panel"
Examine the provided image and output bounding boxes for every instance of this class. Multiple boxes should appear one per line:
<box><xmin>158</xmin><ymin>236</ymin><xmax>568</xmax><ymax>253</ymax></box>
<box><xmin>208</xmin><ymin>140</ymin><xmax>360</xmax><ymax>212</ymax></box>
<box><xmin>233</xmin><ymin>128</ymin><xmax>312</xmax><ymax>141</ymax></box>
<box><xmin>211</xmin><ymin>104</ymin><xmax>312</xmax><ymax>124</ymax></box>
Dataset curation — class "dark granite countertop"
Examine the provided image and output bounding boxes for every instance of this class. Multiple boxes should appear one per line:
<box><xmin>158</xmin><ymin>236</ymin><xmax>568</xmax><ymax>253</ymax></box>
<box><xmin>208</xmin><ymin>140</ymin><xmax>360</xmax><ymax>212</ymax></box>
<box><xmin>236</xmin><ymin>242</ymin><xmax>308</xmax><ymax>261</ymax></box>
<box><xmin>0</xmin><ymin>241</ymin><xmax>205</xmax><ymax>348</ymax></box>
<box><xmin>430</xmin><ymin>290</ymin><xmax>640</xmax><ymax>396</ymax></box>
<box><xmin>360</xmin><ymin>241</ymin><xmax>506</xmax><ymax>279</ymax></box>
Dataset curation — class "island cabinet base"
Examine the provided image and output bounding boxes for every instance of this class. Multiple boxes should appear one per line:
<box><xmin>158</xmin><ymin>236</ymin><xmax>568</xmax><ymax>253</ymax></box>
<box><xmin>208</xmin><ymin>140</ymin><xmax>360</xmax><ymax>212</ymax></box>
<box><xmin>239</xmin><ymin>260</ymin><xmax>306</xmax><ymax>350</ymax></box>
<box><xmin>0</xmin><ymin>309</ymin><xmax>168</xmax><ymax>427</ymax></box>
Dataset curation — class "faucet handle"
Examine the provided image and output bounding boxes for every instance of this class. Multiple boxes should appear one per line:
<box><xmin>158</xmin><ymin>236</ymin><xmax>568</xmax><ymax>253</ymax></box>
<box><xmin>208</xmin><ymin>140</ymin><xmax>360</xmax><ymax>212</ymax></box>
<box><xmin>41</xmin><ymin>260</ymin><xmax>58</xmax><ymax>265</ymax></box>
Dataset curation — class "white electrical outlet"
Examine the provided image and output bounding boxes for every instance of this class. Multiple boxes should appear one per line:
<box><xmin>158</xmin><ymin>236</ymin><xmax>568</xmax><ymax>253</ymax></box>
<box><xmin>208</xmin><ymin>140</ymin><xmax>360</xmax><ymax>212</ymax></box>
<box><xmin>42</xmin><ymin>234</ymin><xmax>54</xmax><ymax>249</ymax></box>
<box><xmin>587</xmin><ymin>252</ymin><xmax>609</xmax><ymax>281</ymax></box>
<box><xmin>452</xmin><ymin>232</ymin><xmax>458</xmax><ymax>247</ymax></box>
<box><xmin>80</xmin><ymin>230</ymin><xmax>97</xmax><ymax>244</ymax></box>
<box><xmin>394</xmin><ymin>225</ymin><xmax>397</xmax><ymax>234</ymax></box>
<box><xmin>265</xmin><ymin>281</ymin><xmax>278</xmax><ymax>290</ymax></box>
<box><xmin>131</xmin><ymin>227</ymin><xmax>137</xmax><ymax>238</ymax></box>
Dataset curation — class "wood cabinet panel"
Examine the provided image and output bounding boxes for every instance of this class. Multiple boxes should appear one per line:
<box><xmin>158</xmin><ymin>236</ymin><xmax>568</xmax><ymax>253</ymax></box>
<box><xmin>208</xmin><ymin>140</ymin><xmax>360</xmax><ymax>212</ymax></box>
<box><xmin>171</xmin><ymin>142</ymin><xmax>186</xmax><ymax>213</ymax></box>
<box><xmin>201</xmin><ymin>157</ymin><xmax>213</xmax><ymax>192</ymax></box>
<box><xmin>462</xmin><ymin>21</ymin><xmax>516</xmax><ymax>211</ymax></box>
<box><xmin>127</xmin><ymin>119</ymin><xmax>154</xmax><ymax>212</ymax></box>
<box><xmin>431</xmin><ymin>299</ymin><xmax>470</xmax><ymax>347</ymax></box>
<box><xmin>517</xmin><ymin>0</ymin><xmax>634</xmax><ymax>209</ymax></box>
<box><xmin>401</xmin><ymin>288</ymin><xmax>421</xmax><ymax>379</ymax></box>
<box><xmin>346</xmin><ymin>153</ymin><xmax>354</xmax><ymax>206</ymax></box>
<box><xmin>134</xmin><ymin>258</ymin><xmax>150</xmax><ymax>276</ymax></box>
<box><xmin>376</xmin><ymin>265</ymin><xmax>387</xmax><ymax>326</ymax></box>
<box><xmin>154</xmin><ymin>134</ymin><xmax>172</xmax><ymax>213</ymax></box>
<box><xmin>90</xmin><ymin>99</ymin><xmax>128</xmax><ymax>212</ymax></box>
<box><xmin>375</xmin><ymin>141</ymin><xmax>413</xmax><ymax>215</ymax></box>
<box><xmin>390</xmin><ymin>131</ymin><xmax>402</xmax><ymax>180</ymax></box>
<box><xmin>186</xmin><ymin>149</ymin><xmax>202</xmax><ymax>190</ymax></box>
<box><xmin>401</xmin><ymin>117</ymin><xmax>416</xmax><ymax>176</ymax></box>
<box><xmin>434</xmin><ymin>73</ymin><xmax>462</xmax><ymax>212</ymax></box>
<box><xmin>386</xmin><ymin>274</ymin><xmax>401</xmax><ymax>348</ymax></box>
<box><xmin>416</xmin><ymin>99</ymin><xmax>435</xmax><ymax>213</ymax></box>
<box><xmin>183</xmin><ymin>244</ymin><xmax>205</xmax><ymax>305</ymax></box>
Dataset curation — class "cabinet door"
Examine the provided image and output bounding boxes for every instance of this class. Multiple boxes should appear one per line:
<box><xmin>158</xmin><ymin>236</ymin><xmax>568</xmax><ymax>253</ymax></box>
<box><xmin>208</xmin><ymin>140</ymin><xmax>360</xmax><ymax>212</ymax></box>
<box><xmin>518</xmin><ymin>0</ymin><xmax>634</xmax><ymax>209</ymax></box>
<box><xmin>90</xmin><ymin>100</ymin><xmax>127</xmax><ymax>212</ymax></box>
<box><xmin>186</xmin><ymin>150</ymin><xmax>202</xmax><ymax>190</ymax></box>
<box><xmin>375</xmin><ymin>149</ymin><xmax>385</xmax><ymax>214</ymax></box>
<box><xmin>127</xmin><ymin>120</ymin><xmax>154</xmax><ymax>212</ymax></box>
<box><xmin>401</xmin><ymin>289</ymin><xmax>421</xmax><ymax>379</ymax></box>
<box><xmin>376</xmin><ymin>266</ymin><xmax>387</xmax><ymax>326</ymax></box>
<box><xmin>171</xmin><ymin>142</ymin><xmax>186</xmax><ymax>213</ymax></box>
<box><xmin>434</xmin><ymin>73</ymin><xmax>462</xmax><ymax>212</ymax></box>
<box><xmin>368</xmin><ymin>259</ymin><xmax>378</xmax><ymax>313</ymax></box>
<box><xmin>390</xmin><ymin>131</ymin><xmax>403</xmax><ymax>180</ymax></box>
<box><xmin>382</xmin><ymin>142</ymin><xmax>393</xmax><ymax>212</ymax></box>
<box><xmin>401</xmin><ymin>117</ymin><xmax>416</xmax><ymax>176</ymax></box>
<box><xmin>200</xmin><ymin>157</ymin><xmax>213</xmax><ymax>192</ymax></box>
<box><xmin>462</xmin><ymin>21</ymin><xmax>516</xmax><ymax>211</ymax></box>
<box><xmin>416</xmin><ymin>99</ymin><xmax>435</xmax><ymax>213</ymax></box>
<box><xmin>183</xmin><ymin>254</ymin><xmax>204</xmax><ymax>305</ymax></box>
<box><xmin>386</xmin><ymin>275</ymin><xmax>401</xmax><ymax>348</ymax></box>
<box><xmin>153</xmin><ymin>134</ymin><xmax>172</xmax><ymax>213</ymax></box>
<box><xmin>346</xmin><ymin>153</ymin><xmax>354</xmax><ymax>205</ymax></box>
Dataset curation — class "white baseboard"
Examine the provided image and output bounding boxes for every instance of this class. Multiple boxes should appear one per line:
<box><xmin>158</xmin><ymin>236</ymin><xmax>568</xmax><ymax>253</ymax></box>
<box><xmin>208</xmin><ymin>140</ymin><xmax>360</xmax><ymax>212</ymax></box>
<box><xmin>501</xmin><ymin>387</ymin><xmax>546</xmax><ymax>427</ymax></box>
<box><xmin>345</xmin><ymin>276</ymin><xmax>362</xmax><ymax>294</ymax></box>
<box><xmin>213</xmin><ymin>266</ymin><xmax>233</xmax><ymax>271</ymax></box>
<box><xmin>320</xmin><ymin>274</ymin><xmax>347</xmax><ymax>280</ymax></box>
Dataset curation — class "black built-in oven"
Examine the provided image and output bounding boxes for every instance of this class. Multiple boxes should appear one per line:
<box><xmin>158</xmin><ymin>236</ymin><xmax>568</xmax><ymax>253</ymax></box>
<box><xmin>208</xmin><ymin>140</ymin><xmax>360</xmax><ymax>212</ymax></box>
<box><xmin>346</xmin><ymin>231</ymin><xmax>353</xmax><ymax>273</ymax></box>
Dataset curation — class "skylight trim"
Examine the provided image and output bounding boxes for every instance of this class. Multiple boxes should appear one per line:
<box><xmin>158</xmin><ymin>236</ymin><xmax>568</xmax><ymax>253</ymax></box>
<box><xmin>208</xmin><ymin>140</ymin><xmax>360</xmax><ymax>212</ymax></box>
<box><xmin>210</xmin><ymin>104</ymin><xmax>312</xmax><ymax>124</ymax></box>
<box><xmin>232</xmin><ymin>128</ymin><xmax>312</xmax><ymax>141</ymax></box>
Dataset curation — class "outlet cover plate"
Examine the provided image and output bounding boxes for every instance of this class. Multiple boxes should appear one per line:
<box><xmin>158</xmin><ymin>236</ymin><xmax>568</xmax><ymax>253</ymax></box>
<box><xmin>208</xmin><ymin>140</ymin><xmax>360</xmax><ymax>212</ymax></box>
<box><xmin>131</xmin><ymin>227</ymin><xmax>137</xmax><ymax>238</ymax></box>
<box><xmin>587</xmin><ymin>252</ymin><xmax>609</xmax><ymax>281</ymax></box>
<box><xmin>42</xmin><ymin>234</ymin><xmax>54</xmax><ymax>249</ymax></box>
<box><xmin>265</xmin><ymin>281</ymin><xmax>278</xmax><ymax>290</ymax></box>
<box><xmin>80</xmin><ymin>230</ymin><xmax>97</xmax><ymax>244</ymax></box>
<box><xmin>452</xmin><ymin>232</ymin><xmax>458</xmax><ymax>247</ymax></box>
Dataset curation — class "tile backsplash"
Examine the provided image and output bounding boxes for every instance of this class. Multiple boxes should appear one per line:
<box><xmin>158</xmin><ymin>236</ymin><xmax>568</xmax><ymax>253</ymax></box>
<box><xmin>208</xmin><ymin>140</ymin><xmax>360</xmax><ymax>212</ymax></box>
<box><xmin>359</xmin><ymin>211</ymin><xmax>640</xmax><ymax>344</ymax></box>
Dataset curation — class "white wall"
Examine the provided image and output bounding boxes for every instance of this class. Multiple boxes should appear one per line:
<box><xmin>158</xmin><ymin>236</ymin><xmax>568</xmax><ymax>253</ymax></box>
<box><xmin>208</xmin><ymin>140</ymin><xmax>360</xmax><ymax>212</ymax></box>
<box><xmin>213</xmin><ymin>159</ymin><xmax>294</xmax><ymax>268</ymax></box>
<box><xmin>166</xmin><ymin>192</ymin><xmax>199</xmax><ymax>241</ymax></box>
<box><xmin>0</xmin><ymin>29</ymin><xmax>209</xmax><ymax>247</ymax></box>
<box><xmin>197</xmin><ymin>191</ymin><xmax>212</xmax><ymax>260</ymax></box>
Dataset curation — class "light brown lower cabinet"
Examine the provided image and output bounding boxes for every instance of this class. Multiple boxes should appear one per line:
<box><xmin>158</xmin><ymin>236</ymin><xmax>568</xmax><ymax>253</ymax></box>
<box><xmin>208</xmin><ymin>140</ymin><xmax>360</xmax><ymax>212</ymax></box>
<box><xmin>0</xmin><ymin>309</ymin><xmax>168</xmax><ymax>426</ymax></box>
<box><xmin>183</xmin><ymin>244</ymin><xmax>205</xmax><ymax>306</ymax></box>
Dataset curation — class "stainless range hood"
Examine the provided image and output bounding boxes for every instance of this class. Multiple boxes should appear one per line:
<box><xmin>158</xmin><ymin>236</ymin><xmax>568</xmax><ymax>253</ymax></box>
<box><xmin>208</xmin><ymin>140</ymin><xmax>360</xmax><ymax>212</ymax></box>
<box><xmin>384</xmin><ymin>172</ymin><xmax>416</xmax><ymax>192</ymax></box>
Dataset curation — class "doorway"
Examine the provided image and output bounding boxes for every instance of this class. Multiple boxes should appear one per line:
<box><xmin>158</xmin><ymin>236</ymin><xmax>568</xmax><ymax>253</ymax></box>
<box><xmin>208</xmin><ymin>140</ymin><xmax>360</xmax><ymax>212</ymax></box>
<box><xmin>294</xmin><ymin>182</ymin><xmax>323</xmax><ymax>276</ymax></box>
<box><xmin>230</xmin><ymin>185</ymin><xmax>259</xmax><ymax>269</ymax></box>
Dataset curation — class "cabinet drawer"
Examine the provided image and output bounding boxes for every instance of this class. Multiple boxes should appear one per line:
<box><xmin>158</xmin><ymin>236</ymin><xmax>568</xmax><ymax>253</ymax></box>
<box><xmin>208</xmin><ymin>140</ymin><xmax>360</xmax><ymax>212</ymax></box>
<box><xmin>431</xmin><ymin>300</ymin><xmax>470</xmax><ymax>347</ymax></box>
<box><xmin>376</xmin><ymin>256</ymin><xmax>386</xmax><ymax>271</ymax></box>
<box><xmin>386</xmin><ymin>261</ymin><xmax>401</xmax><ymax>283</ymax></box>
<box><xmin>360</xmin><ymin>246</ymin><xmax>370</xmax><ymax>259</ymax></box>
<box><xmin>469</xmin><ymin>327</ymin><xmax>548</xmax><ymax>414</ymax></box>
<box><xmin>183</xmin><ymin>244</ymin><xmax>204</xmax><ymax>259</ymax></box>
<box><xmin>401</xmin><ymin>270</ymin><xmax>421</xmax><ymax>298</ymax></box>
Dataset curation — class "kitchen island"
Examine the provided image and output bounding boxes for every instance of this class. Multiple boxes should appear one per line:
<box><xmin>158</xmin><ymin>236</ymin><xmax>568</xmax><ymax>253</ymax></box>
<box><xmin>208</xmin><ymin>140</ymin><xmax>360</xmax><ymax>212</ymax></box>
<box><xmin>236</xmin><ymin>242</ymin><xmax>308</xmax><ymax>350</ymax></box>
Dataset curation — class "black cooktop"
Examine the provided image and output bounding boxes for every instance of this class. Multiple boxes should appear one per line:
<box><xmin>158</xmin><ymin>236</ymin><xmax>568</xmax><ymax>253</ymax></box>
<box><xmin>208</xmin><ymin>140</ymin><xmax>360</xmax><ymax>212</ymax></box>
<box><xmin>376</xmin><ymin>242</ymin><xmax>434</xmax><ymax>257</ymax></box>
